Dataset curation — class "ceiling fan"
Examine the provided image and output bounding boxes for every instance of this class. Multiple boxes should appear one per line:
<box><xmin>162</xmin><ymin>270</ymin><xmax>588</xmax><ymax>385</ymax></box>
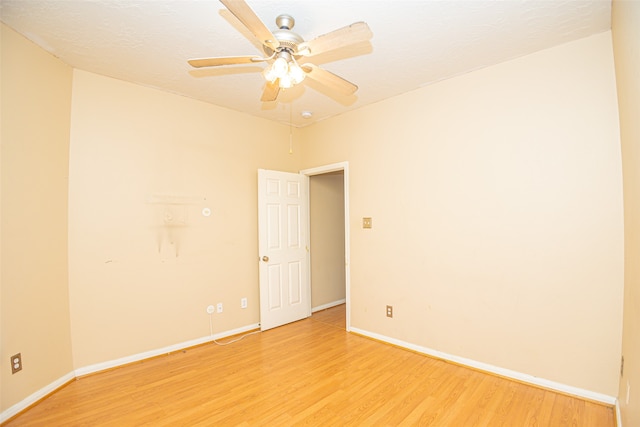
<box><xmin>188</xmin><ymin>0</ymin><xmax>373</xmax><ymax>102</ymax></box>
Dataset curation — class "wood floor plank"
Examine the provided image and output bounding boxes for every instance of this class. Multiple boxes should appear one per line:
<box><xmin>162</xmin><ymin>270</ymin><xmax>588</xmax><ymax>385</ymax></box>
<box><xmin>3</xmin><ymin>305</ymin><xmax>614</xmax><ymax>426</ymax></box>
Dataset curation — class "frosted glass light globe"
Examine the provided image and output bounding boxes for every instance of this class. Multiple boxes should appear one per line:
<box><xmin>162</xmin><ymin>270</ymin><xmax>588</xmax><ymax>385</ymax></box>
<box><xmin>272</xmin><ymin>57</ymin><xmax>288</xmax><ymax>78</ymax></box>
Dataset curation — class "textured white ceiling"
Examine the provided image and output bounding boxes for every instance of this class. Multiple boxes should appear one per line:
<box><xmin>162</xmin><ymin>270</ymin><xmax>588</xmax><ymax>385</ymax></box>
<box><xmin>0</xmin><ymin>0</ymin><xmax>611</xmax><ymax>127</ymax></box>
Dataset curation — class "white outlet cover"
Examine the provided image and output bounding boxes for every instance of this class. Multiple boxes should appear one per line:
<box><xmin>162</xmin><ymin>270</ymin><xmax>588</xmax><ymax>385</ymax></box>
<box><xmin>206</xmin><ymin>305</ymin><xmax>215</xmax><ymax>314</ymax></box>
<box><xmin>217</xmin><ymin>303</ymin><xmax>223</xmax><ymax>313</ymax></box>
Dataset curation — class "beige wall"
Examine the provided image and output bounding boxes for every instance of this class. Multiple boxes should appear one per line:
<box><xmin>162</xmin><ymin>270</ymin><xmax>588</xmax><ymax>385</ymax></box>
<box><xmin>612</xmin><ymin>0</ymin><xmax>640</xmax><ymax>425</ymax></box>
<box><xmin>68</xmin><ymin>70</ymin><xmax>302</xmax><ymax>368</ymax></box>
<box><xmin>309</xmin><ymin>172</ymin><xmax>346</xmax><ymax>308</ymax></box>
<box><xmin>1</xmin><ymin>25</ymin><xmax>74</xmax><ymax>411</ymax></box>
<box><xmin>301</xmin><ymin>32</ymin><xmax>623</xmax><ymax>396</ymax></box>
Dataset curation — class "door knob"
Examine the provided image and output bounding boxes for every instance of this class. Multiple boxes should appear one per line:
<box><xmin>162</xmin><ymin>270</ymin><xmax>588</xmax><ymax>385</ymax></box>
<box><xmin>262</xmin><ymin>256</ymin><xmax>269</xmax><ymax>262</ymax></box>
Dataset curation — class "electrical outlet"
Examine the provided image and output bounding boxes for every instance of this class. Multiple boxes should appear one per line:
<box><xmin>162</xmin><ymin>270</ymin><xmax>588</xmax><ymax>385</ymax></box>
<box><xmin>11</xmin><ymin>353</ymin><xmax>22</xmax><ymax>374</ymax></box>
<box><xmin>386</xmin><ymin>305</ymin><xmax>393</xmax><ymax>318</ymax></box>
<box><xmin>217</xmin><ymin>302</ymin><xmax>223</xmax><ymax>313</ymax></box>
<box><xmin>241</xmin><ymin>297</ymin><xmax>248</xmax><ymax>309</ymax></box>
<box><xmin>206</xmin><ymin>305</ymin><xmax>215</xmax><ymax>314</ymax></box>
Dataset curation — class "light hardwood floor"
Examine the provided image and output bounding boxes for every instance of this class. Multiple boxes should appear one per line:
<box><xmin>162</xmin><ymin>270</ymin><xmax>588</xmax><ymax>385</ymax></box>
<box><xmin>4</xmin><ymin>305</ymin><xmax>615</xmax><ymax>426</ymax></box>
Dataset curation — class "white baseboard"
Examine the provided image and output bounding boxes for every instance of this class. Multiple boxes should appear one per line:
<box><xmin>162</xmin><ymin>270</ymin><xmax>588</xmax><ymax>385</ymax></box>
<box><xmin>0</xmin><ymin>323</ymin><xmax>259</xmax><ymax>423</ymax></box>
<box><xmin>349</xmin><ymin>327</ymin><xmax>617</xmax><ymax>406</ymax></box>
<box><xmin>75</xmin><ymin>323</ymin><xmax>260</xmax><ymax>377</ymax></box>
<box><xmin>0</xmin><ymin>370</ymin><xmax>75</xmax><ymax>423</ymax></box>
<box><xmin>312</xmin><ymin>299</ymin><xmax>346</xmax><ymax>313</ymax></box>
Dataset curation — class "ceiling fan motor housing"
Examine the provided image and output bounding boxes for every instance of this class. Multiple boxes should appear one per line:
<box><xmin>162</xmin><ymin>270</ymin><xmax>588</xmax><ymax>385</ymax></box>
<box><xmin>263</xmin><ymin>14</ymin><xmax>304</xmax><ymax>56</ymax></box>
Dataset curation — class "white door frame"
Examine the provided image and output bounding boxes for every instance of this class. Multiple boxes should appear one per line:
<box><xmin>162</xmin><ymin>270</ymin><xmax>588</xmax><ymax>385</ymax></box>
<box><xmin>300</xmin><ymin>162</ymin><xmax>351</xmax><ymax>331</ymax></box>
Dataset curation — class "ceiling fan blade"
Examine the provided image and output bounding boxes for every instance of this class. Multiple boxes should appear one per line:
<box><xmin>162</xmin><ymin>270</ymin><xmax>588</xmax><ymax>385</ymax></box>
<box><xmin>220</xmin><ymin>0</ymin><xmax>280</xmax><ymax>50</ymax></box>
<box><xmin>302</xmin><ymin>63</ymin><xmax>358</xmax><ymax>96</ymax></box>
<box><xmin>298</xmin><ymin>22</ymin><xmax>372</xmax><ymax>57</ymax></box>
<box><xmin>260</xmin><ymin>80</ymin><xmax>280</xmax><ymax>102</ymax></box>
<box><xmin>187</xmin><ymin>56</ymin><xmax>265</xmax><ymax>68</ymax></box>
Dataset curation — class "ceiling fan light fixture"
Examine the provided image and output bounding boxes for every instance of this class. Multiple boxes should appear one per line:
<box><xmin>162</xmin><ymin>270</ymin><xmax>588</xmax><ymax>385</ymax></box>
<box><xmin>263</xmin><ymin>55</ymin><xmax>289</xmax><ymax>83</ymax></box>
<box><xmin>263</xmin><ymin>52</ymin><xmax>306</xmax><ymax>88</ymax></box>
<box><xmin>288</xmin><ymin>61</ymin><xmax>305</xmax><ymax>85</ymax></box>
<box><xmin>279</xmin><ymin>74</ymin><xmax>293</xmax><ymax>89</ymax></box>
<box><xmin>272</xmin><ymin>57</ymin><xmax>289</xmax><ymax>78</ymax></box>
<box><xmin>262</xmin><ymin>65</ymin><xmax>277</xmax><ymax>83</ymax></box>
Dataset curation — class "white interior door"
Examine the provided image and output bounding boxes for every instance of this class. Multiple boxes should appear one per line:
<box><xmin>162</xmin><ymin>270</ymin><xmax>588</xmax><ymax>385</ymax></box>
<box><xmin>258</xmin><ymin>169</ymin><xmax>310</xmax><ymax>331</ymax></box>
